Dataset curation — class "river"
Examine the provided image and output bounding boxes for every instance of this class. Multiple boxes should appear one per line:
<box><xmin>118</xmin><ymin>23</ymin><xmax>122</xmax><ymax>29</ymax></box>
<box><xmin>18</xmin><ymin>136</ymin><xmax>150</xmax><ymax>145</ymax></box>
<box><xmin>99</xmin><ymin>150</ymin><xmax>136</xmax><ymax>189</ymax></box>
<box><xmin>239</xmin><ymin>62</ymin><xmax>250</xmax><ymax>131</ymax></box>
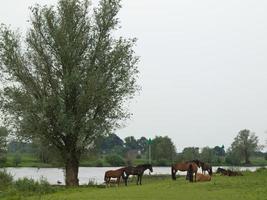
<box><xmin>1</xmin><ymin>166</ymin><xmax>264</xmax><ymax>185</ymax></box>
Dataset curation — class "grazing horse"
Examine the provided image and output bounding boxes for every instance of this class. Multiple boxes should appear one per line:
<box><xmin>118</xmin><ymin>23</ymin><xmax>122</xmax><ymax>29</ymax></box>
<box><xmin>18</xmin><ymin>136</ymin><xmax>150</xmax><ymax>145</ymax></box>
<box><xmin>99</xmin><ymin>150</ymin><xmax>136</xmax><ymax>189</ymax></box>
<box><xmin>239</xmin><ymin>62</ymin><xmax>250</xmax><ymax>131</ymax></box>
<box><xmin>104</xmin><ymin>167</ymin><xmax>125</xmax><ymax>186</ymax></box>
<box><xmin>199</xmin><ymin>161</ymin><xmax>212</xmax><ymax>175</ymax></box>
<box><xmin>171</xmin><ymin>162</ymin><xmax>198</xmax><ymax>181</ymax></box>
<box><xmin>196</xmin><ymin>173</ymin><xmax>211</xmax><ymax>182</ymax></box>
<box><xmin>123</xmin><ymin>164</ymin><xmax>153</xmax><ymax>186</ymax></box>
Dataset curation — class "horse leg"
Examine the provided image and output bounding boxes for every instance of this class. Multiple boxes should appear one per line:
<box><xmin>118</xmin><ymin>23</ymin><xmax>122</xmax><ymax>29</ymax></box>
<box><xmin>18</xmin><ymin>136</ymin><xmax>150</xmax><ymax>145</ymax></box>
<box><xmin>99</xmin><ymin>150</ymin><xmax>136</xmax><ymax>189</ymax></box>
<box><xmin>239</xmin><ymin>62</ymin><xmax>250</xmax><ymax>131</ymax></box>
<box><xmin>117</xmin><ymin>177</ymin><xmax>120</xmax><ymax>187</ymax></box>
<box><xmin>140</xmin><ymin>174</ymin><xmax>143</xmax><ymax>185</ymax></box>
<box><xmin>124</xmin><ymin>175</ymin><xmax>128</xmax><ymax>186</ymax></box>
<box><xmin>106</xmin><ymin>177</ymin><xmax>110</xmax><ymax>187</ymax></box>
<box><xmin>137</xmin><ymin>175</ymin><xmax>139</xmax><ymax>185</ymax></box>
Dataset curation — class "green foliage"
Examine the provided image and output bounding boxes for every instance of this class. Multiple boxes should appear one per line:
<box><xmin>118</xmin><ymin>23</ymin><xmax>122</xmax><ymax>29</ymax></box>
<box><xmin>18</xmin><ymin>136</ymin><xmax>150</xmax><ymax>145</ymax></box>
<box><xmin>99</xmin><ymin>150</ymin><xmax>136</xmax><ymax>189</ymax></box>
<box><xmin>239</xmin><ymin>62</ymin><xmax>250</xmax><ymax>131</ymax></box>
<box><xmin>255</xmin><ymin>167</ymin><xmax>266</xmax><ymax>173</ymax></box>
<box><xmin>0</xmin><ymin>170</ymin><xmax>13</xmax><ymax>189</ymax></box>
<box><xmin>105</xmin><ymin>154</ymin><xmax>125</xmax><ymax>166</ymax></box>
<box><xmin>213</xmin><ymin>145</ymin><xmax>225</xmax><ymax>156</ymax></box>
<box><xmin>124</xmin><ymin>136</ymin><xmax>139</xmax><ymax>151</ymax></box>
<box><xmin>181</xmin><ymin>147</ymin><xmax>200</xmax><ymax>161</ymax></box>
<box><xmin>230</xmin><ymin>129</ymin><xmax>261</xmax><ymax>164</ymax></box>
<box><xmin>0</xmin><ymin>0</ymin><xmax>139</xmax><ymax>186</ymax></box>
<box><xmin>13</xmin><ymin>153</ymin><xmax>22</xmax><ymax>167</ymax></box>
<box><xmin>0</xmin><ymin>127</ymin><xmax>8</xmax><ymax>166</ymax></box>
<box><xmin>14</xmin><ymin>177</ymin><xmax>54</xmax><ymax>194</ymax></box>
<box><xmin>200</xmin><ymin>147</ymin><xmax>214</xmax><ymax>163</ymax></box>
<box><xmin>95</xmin><ymin>134</ymin><xmax>125</xmax><ymax>155</ymax></box>
<box><xmin>137</xmin><ymin>137</ymin><xmax>148</xmax><ymax>153</ymax></box>
<box><xmin>151</xmin><ymin>136</ymin><xmax>176</xmax><ymax>163</ymax></box>
<box><xmin>225</xmin><ymin>149</ymin><xmax>242</xmax><ymax>165</ymax></box>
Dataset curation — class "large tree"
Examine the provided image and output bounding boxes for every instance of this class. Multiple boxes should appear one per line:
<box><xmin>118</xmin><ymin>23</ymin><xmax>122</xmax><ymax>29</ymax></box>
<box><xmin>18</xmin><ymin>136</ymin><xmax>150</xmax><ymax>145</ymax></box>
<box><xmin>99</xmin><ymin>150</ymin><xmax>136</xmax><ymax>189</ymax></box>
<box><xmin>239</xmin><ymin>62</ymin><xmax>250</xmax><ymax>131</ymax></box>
<box><xmin>0</xmin><ymin>0</ymin><xmax>138</xmax><ymax>186</ymax></box>
<box><xmin>230</xmin><ymin>129</ymin><xmax>261</xmax><ymax>164</ymax></box>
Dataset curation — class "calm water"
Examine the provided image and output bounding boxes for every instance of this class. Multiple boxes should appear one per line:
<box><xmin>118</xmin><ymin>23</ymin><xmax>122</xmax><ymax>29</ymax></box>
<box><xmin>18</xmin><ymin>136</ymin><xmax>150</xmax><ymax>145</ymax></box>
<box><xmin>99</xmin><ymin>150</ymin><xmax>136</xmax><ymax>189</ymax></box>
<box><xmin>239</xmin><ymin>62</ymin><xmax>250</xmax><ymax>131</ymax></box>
<box><xmin>2</xmin><ymin>166</ymin><xmax>264</xmax><ymax>185</ymax></box>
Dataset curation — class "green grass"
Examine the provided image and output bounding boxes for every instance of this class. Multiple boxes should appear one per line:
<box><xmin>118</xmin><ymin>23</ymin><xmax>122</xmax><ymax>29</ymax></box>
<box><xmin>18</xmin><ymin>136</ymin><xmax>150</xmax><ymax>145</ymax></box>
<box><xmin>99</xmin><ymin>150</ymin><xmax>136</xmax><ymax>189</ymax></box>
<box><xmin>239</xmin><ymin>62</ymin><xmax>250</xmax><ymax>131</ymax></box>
<box><xmin>4</xmin><ymin>153</ymin><xmax>54</xmax><ymax>168</ymax></box>
<box><xmin>3</xmin><ymin>169</ymin><xmax>266</xmax><ymax>200</ymax></box>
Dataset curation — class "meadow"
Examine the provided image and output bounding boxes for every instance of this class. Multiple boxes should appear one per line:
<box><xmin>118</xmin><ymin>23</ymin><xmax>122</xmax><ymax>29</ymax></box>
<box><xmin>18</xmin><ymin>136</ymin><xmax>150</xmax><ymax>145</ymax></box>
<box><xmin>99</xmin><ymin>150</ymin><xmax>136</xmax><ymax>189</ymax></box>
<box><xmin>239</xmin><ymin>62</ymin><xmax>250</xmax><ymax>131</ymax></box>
<box><xmin>2</xmin><ymin>168</ymin><xmax>267</xmax><ymax>200</ymax></box>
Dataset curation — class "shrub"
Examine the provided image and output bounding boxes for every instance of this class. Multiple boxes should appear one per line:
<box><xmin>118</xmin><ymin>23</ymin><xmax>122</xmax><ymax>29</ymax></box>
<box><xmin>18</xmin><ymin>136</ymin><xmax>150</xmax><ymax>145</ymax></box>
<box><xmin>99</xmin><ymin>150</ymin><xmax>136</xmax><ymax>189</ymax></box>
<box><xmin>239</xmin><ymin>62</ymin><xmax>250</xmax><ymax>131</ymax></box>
<box><xmin>0</xmin><ymin>170</ymin><xmax>13</xmax><ymax>189</ymax></box>
<box><xmin>94</xmin><ymin>159</ymin><xmax>104</xmax><ymax>167</ymax></box>
<box><xmin>256</xmin><ymin>167</ymin><xmax>266</xmax><ymax>173</ymax></box>
<box><xmin>156</xmin><ymin>159</ymin><xmax>169</xmax><ymax>166</ymax></box>
<box><xmin>105</xmin><ymin>154</ymin><xmax>125</xmax><ymax>166</ymax></box>
<box><xmin>14</xmin><ymin>177</ymin><xmax>54</xmax><ymax>194</ymax></box>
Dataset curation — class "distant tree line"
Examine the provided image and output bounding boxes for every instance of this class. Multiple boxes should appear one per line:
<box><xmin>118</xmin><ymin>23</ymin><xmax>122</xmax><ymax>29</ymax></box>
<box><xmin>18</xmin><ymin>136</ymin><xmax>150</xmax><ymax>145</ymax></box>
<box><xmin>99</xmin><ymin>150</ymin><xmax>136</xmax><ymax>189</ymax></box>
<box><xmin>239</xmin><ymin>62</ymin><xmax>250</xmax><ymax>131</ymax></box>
<box><xmin>0</xmin><ymin>128</ymin><xmax>266</xmax><ymax>167</ymax></box>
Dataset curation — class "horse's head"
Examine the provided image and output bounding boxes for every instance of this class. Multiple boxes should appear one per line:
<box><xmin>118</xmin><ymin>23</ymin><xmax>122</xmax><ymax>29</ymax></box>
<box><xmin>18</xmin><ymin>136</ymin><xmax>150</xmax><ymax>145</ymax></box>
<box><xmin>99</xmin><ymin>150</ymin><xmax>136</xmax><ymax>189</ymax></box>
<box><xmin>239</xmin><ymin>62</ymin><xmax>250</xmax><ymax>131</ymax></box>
<box><xmin>216</xmin><ymin>167</ymin><xmax>223</xmax><ymax>173</ymax></box>
<box><xmin>148</xmin><ymin>164</ymin><xmax>153</xmax><ymax>173</ymax></box>
<box><xmin>192</xmin><ymin>160</ymin><xmax>201</xmax><ymax>167</ymax></box>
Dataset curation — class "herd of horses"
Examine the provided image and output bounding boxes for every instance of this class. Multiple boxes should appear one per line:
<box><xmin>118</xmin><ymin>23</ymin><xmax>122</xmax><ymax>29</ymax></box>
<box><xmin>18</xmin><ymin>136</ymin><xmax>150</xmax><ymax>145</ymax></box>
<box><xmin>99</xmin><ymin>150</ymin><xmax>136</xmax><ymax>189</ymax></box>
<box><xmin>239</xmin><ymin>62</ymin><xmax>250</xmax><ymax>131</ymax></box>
<box><xmin>104</xmin><ymin>160</ymin><xmax>242</xmax><ymax>186</ymax></box>
<box><xmin>104</xmin><ymin>164</ymin><xmax>153</xmax><ymax>186</ymax></box>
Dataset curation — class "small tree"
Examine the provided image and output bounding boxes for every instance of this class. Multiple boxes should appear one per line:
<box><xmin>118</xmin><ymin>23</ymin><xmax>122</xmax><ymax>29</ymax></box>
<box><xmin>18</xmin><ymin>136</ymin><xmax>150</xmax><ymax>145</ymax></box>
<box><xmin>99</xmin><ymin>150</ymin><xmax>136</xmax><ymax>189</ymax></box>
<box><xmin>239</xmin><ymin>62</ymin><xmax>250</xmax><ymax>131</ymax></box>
<box><xmin>181</xmin><ymin>147</ymin><xmax>200</xmax><ymax>161</ymax></box>
<box><xmin>0</xmin><ymin>0</ymin><xmax>138</xmax><ymax>186</ymax></box>
<box><xmin>230</xmin><ymin>129</ymin><xmax>261</xmax><ymax>164</ymax></box>
<box><xmin>200</xmin><ymin>147</ymin><xmax>214</xmax><ymax>163</ymax></box>
<box><xmin>151</xmin><ymin>136</ymin><xmax>176</xmax><ymax>163</ymax></box>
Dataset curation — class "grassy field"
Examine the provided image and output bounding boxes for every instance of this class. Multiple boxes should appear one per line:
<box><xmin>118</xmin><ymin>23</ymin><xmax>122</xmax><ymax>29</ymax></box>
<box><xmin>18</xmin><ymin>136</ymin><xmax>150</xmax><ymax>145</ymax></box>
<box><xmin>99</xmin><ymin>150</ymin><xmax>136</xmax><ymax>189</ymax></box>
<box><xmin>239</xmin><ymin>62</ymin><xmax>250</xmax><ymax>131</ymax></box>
<box><xmin>3</xmin><ymin>169</ymin><xmax>266</xmax><ymax>200</ymax></box>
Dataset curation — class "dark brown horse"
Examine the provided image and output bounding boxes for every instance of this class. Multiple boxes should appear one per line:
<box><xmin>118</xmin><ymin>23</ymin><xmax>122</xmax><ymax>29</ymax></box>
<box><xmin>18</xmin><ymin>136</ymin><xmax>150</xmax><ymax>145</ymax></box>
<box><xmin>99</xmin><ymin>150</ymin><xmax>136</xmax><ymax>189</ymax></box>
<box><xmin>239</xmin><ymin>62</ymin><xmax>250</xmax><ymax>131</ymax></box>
<box><xmin>216</xmin><ymin>167</ymin><xmax>228</xmax><ymax>175</ymax></box>
<box><xmin>123</xmin><ymin>164</ymin><xmax>153</xmax><ymax>185</ymax></box>
<box><xmin>171</xmin><ymin>162</ymin><xmax>198</xmax><ymax>181</ymax></box>
<box><xmin>104</xmin><ymin>167</ymin><xmax>125</xmax><ymax>186</ymax></box>
<box><xmin>216</xmin><ymin>167</ymin><xmax>243</xmax><ymax>176</ymax></box>
<box><xmin>199</xmin><ymin>161</ymin><xmax>212</xmax><ymax>175</ymax></box>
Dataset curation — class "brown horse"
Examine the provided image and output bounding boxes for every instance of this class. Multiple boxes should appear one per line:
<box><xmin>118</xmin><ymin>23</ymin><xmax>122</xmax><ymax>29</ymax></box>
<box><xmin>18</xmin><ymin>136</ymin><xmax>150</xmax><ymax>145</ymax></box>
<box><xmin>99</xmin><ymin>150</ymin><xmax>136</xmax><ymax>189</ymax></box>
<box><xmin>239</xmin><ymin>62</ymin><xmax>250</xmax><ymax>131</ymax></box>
<box><xmin>199</xmin><ymin>161</ymin><xmax>212</xmax><ymax>175</ymax></box>
<box><xmin>196</xmin><ymin>173</ymin><xmax>211</xmax><ymax>182</ymax></box>
<box><xmin>104</xmin><ymin>167</ymin><xmax>125</xmax><ymax>186</ymax></box>
<box><xmin>171</xmin><ymin>162</ymin><xmax>198</xmax><ymax>181</ymax></box>
<box><xmin>216</xmin><ymin>167</ymin><xmax>243</xmax><ymax>176</ymax></box>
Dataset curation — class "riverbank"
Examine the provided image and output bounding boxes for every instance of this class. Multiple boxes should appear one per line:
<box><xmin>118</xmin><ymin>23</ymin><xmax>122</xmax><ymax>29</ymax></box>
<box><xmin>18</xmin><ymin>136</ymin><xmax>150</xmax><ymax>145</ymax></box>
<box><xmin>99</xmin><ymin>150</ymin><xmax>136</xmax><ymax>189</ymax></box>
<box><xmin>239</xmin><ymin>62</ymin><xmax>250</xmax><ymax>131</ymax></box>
<box><xmin>2</xmin><ymin>168</ymin><xmax>267</xmax><ymax>200</ymax></box>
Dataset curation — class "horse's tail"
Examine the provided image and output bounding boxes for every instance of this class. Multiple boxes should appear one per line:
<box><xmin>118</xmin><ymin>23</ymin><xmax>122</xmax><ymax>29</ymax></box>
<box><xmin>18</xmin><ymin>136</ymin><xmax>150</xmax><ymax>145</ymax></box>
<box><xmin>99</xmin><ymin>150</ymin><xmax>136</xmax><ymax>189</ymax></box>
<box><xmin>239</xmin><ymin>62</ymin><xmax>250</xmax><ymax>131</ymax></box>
<box><xmin>171</xmin><ymin>165</ymin><xmax>176</xmax><ymax>180</ymax></box>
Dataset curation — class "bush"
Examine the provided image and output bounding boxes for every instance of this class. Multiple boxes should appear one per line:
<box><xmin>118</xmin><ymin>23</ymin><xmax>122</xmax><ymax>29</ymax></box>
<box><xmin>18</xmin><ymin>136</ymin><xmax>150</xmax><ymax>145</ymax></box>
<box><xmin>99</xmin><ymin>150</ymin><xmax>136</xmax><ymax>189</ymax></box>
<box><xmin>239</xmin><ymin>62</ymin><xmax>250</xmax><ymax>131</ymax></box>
<box><xmin>225</xmin><ymin>152</ymin><xmax>241</xmax><ymax>165</ymax></box>
<box><xmin>0</xmin><ymin>170</ymin><xmax>13</xmax><ymax>189</ymax></box>
<box><xmin>0</xmin><ymin>155</ymin><xmax>7</xmax><ymax>167</ymax></box>
<box><xmin>95</xmin><ymin>159</ymin><xmax>104</xmax><ymax>167</ymax></box>
<box><xmin>155</xmin><ymin>159</ymin><xmax>169</xmax><ymax>166</ymax></box>
<box><xmin>105</xmin><ymin>154</ymin><xmax>125</xmax><ymax>166</ymax></box>
<box><xmin>14</xmin><ymin>177</ymin><xmax>54</xmax><ymax>194</ymax></box>
<box><xmin>256</xmin><ymin>167</ymin><xmax>266</xmax><ymax>173</ymax></box>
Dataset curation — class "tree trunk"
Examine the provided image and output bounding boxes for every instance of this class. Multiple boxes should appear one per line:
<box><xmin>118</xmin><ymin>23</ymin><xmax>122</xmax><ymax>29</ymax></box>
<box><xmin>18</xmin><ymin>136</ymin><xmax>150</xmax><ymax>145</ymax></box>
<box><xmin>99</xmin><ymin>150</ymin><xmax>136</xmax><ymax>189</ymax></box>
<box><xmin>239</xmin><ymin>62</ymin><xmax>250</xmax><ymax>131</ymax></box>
<box><xmin>65</xmin><ymin>157</ymin><xmax>79</xmax><ymax>186</ymax></box>
<box><xmin>244</xmin><ymin>150</ymin><xmax>250</xmax><ymax>165</ymax></box>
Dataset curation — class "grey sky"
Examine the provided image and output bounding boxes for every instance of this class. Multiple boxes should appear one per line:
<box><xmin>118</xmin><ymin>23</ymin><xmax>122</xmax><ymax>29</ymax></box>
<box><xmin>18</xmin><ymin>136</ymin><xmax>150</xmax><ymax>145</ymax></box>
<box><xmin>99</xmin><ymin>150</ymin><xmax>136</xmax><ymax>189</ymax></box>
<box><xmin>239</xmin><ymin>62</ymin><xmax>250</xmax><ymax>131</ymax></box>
<box><xmin>0</xmin><ymin>0</ymin><xmax>267</xmax><ymax>151</ymax></box>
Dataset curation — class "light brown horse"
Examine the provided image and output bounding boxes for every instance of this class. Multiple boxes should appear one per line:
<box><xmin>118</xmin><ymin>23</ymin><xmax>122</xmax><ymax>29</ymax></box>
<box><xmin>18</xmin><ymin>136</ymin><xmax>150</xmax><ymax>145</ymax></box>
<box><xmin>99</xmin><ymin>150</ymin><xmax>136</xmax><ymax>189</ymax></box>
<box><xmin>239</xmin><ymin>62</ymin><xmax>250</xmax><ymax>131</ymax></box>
<box><xmin>104</xmin><ymin>167</ymin><xmax>125</xmax><ymax>186</ymax></box>
<box><xmin>171</xmin><ymin>162</ymin><xmax>198</xmax><ymax>181</ymax></box>
<box><xmin>196</xmin><ymin>173</ymin><xmax>211</xmax><ymax>182</ymax></box>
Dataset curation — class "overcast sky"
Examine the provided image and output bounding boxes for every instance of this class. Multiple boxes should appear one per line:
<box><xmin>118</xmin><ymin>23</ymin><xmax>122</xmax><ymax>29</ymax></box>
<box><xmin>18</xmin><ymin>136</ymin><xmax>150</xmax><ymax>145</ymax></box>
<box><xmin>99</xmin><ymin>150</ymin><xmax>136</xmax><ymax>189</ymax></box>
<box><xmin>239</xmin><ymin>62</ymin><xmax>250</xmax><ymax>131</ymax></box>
<box><xmin>0</xmin><ymin>0</ymin><xmax>267</xmax><ymax>151</ymax></box>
